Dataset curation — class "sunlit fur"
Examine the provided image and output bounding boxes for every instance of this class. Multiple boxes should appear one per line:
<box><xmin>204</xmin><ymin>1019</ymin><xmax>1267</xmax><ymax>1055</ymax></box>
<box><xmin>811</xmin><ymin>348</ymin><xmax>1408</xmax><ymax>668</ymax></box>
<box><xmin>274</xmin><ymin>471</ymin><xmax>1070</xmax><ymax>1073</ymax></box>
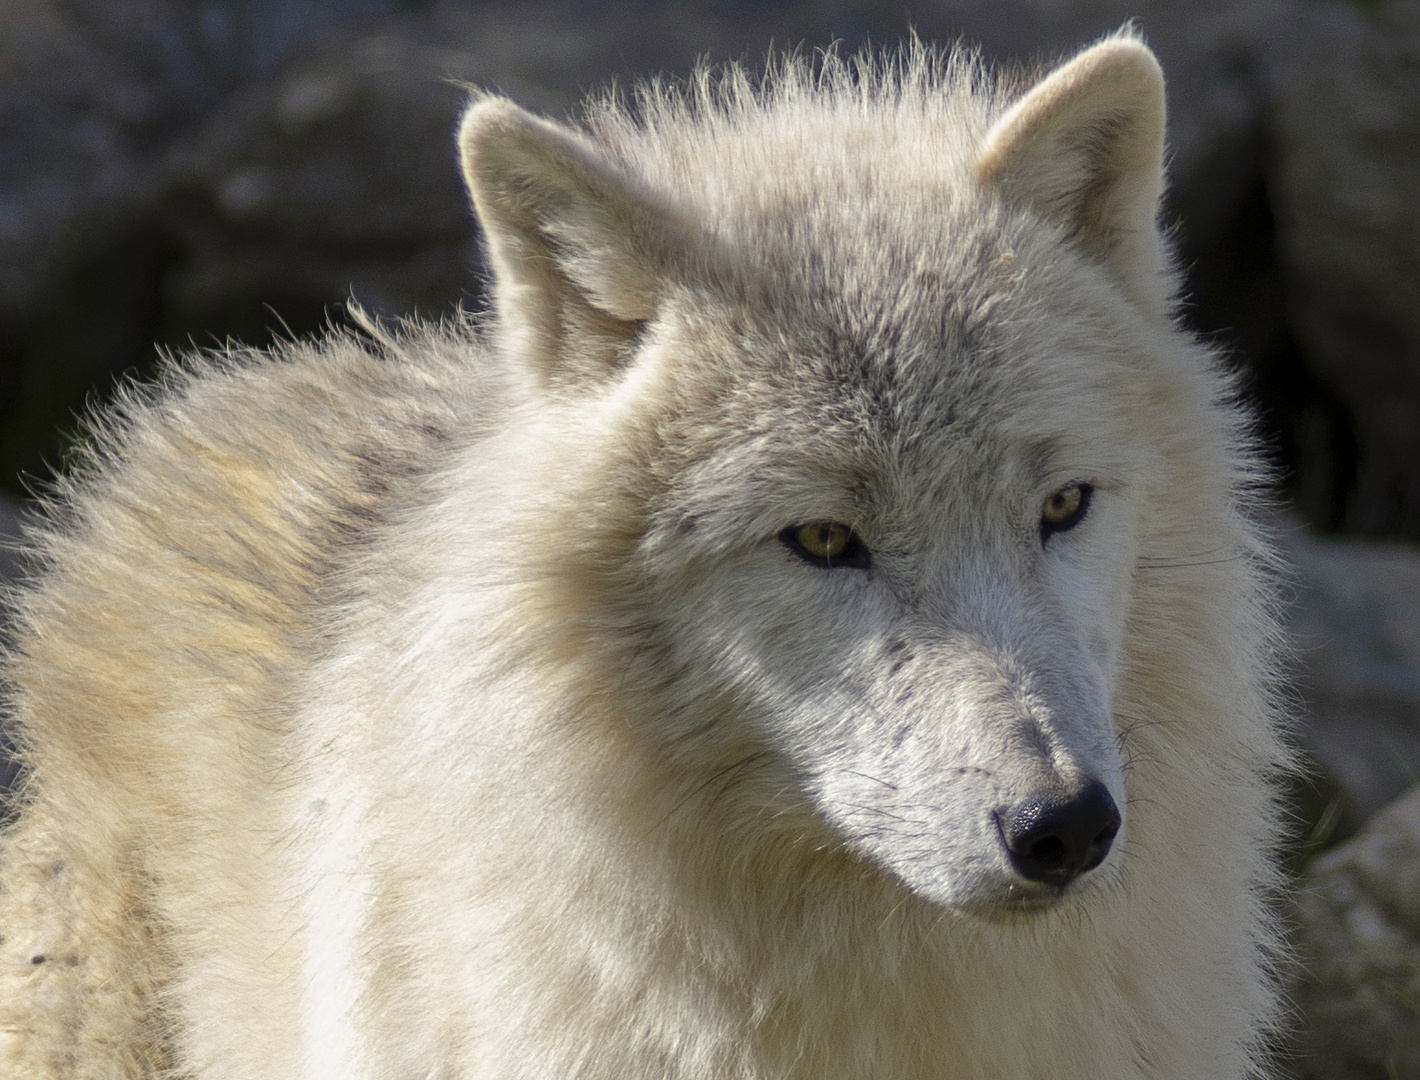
<box><xmin>0</xmin><ymin>32</ymin><xmax>1293</xmax><ymax>1079</ymax></box>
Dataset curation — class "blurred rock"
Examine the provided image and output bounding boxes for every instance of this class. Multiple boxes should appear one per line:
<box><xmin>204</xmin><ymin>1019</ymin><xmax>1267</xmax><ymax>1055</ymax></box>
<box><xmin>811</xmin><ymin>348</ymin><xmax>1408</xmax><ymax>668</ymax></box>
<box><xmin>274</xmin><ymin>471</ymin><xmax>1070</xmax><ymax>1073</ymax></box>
<box><xmin>1267</xmin><ymin>0</ymin><xmax>1420</xmax><ymax>539</ymax></box>
<box><xmin>0</xmin><ymin>0</ymin><xmax>433</xmax><ymax>489</ymax></box>
<box><xmin>1286</xmin><ymin>526</ymin><xmax>1420</xmax><ymax>834</ymax></box>
<box><xmin>1291</xmin><ymin>786</ymin><xmax>1420</xmax><ymax>1080</ymax></box>
<box><xmin>0</xmin><ymin>493</ymin><xmax>24</xmax><ymax>592</ymax></box>
<box><xmin>160</xmin><ymin>22</ymin><xmax>495</xmax><ymax>345</ymax></box>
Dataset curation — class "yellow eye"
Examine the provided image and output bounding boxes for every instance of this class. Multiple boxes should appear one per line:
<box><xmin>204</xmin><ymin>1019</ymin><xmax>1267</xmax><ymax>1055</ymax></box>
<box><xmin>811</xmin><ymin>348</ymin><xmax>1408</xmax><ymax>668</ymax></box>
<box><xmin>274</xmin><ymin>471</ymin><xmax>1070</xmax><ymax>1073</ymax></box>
<box><xmin>779</xmin><ymin>521</ymin><xmax>870</xmax><ymax>569</ymax></box>
<box><xmin>797</xmin><ymin>522</ymin><xmax>851</xmax><ymax>559</ymax></box>
<box><xmin>1040</xmin><ymin>483</ymin><xmax>1092</xmax><ymax>537</ymax></box>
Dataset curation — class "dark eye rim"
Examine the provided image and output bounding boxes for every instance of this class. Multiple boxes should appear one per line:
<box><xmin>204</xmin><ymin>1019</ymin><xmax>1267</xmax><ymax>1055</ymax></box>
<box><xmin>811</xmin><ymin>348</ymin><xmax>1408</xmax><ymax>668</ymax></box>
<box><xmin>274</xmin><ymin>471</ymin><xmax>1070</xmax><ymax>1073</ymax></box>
<box><xmin>778</xmin><ymin>522</ymin><xmax>872</xmax><ymax>570</ymax></box>
<box><xmin>1039</xmin><ymin>483</ymin><xmax>1094</xmax><ymax>543</ymax></box>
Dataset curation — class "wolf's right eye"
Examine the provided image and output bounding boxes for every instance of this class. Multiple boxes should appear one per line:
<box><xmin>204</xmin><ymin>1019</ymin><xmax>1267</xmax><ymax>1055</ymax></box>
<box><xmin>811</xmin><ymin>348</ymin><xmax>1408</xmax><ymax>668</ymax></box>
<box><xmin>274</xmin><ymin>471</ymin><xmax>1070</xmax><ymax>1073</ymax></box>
<box><xmin>1039</xmin><ymin>483</ymin><xmax>1093</xmax><ymax>542</ymax></box>
<box><xmin>779</xmin><ymin>522</ymin><xmax>871</xmax><ymax>569</ymax></box>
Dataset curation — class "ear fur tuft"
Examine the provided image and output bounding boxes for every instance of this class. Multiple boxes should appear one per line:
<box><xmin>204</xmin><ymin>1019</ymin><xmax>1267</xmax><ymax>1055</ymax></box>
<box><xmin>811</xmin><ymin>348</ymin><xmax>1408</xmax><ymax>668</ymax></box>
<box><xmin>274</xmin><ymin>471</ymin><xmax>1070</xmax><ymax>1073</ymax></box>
<box><xmin>975</xmin><ymin>35</ymin><xmax>1169</xmax><ymax>314</ymax></box>
<box><xmin>459</xmin><ymin>98</ymin><xmax>682</xmax><ymax>382</ymax></box>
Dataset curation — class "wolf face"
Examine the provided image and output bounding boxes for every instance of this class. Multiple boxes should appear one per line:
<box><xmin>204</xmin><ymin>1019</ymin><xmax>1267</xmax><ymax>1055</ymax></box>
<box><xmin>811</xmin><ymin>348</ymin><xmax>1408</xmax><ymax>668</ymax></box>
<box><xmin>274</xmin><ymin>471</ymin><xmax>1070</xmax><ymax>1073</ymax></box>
<box><xmin>461</xmin><ymin>37</ymin><xmax>1168</xmax><ymax>920</ymax></box>
<box><xmin>622</xmin><ymin>283</ymin><xmax>1141</xmax><ymax>917</ymax></box>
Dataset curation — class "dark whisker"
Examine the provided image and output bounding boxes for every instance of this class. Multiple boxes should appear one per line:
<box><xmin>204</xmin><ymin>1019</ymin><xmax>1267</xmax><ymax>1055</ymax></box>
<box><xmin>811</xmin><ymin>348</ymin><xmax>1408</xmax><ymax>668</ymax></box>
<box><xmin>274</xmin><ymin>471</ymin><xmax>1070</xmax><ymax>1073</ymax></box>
<box><xmin>841</xmin><ymin>769</ymin><xmax>898</xmax><ymax>791</ymax></box>
<box><xmin>839</xmin><ymin>802</ymin><xmax>927</xmax><ymax>827</ymax></box>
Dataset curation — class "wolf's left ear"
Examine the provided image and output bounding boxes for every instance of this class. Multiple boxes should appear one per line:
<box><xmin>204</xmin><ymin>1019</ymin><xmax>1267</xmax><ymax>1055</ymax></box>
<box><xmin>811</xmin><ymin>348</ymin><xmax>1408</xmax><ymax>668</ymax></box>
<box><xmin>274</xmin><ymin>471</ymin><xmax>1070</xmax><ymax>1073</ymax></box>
<box><xmin>975</xmin><ymin>36</ymin><xmax>1168</xmax><ymax>315</ymax></box>
<box><xmin>459</xmin><ymin>98</ymin><xmax>688</xmax><ymax>384</ymax></box>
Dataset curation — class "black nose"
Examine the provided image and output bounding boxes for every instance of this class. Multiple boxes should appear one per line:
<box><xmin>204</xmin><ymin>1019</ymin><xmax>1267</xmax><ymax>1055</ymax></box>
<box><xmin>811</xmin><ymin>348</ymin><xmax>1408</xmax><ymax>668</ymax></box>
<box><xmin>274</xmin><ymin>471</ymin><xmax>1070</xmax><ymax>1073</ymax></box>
<box><xmin>999</xmin><ymin>780</ymin><xmax>1121</xmax><ymax>886</ymax></box>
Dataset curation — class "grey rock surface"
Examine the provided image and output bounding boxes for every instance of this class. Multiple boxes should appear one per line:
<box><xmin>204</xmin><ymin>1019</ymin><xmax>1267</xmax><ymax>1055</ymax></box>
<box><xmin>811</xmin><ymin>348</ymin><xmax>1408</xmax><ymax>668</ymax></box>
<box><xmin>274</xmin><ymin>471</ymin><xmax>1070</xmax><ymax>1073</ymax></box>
<box><xmin>1291</xmin><ymin>786</ymin><xmax>1420</xmax><ymax>1080</ymax></box>
<box><xmin>1267</xmin><ymin>0</ymin><xmax>1420</xmax><ymax>538</ymax></box>
<box><xmin>0</xmin><ymin>0</ymin><xmax>402</xmax><ymax>484</ymax></box>
<box><xmin>0</xmin><ymin>0</ymin><xmax>418</xmax><ymax>317</ymax></box>
<box><xmin>1286</xmin><ymin>527</ymin><xmax>1420</xmax><ymax>830</ymax></box>
<box><xmin>0</xmin><ymin>494</ymin><xmax>23</xmax><ymax>591</ymax></box>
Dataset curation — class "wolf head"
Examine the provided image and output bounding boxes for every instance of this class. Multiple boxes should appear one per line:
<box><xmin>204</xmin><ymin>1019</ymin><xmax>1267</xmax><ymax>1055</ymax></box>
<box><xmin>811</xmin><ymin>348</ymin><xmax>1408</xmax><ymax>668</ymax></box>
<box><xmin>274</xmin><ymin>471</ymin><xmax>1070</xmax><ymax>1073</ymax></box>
<box><xmin>456</xmin><ymin>36</ymin><xmax>1199</xmax><ymax>919</ymax></box>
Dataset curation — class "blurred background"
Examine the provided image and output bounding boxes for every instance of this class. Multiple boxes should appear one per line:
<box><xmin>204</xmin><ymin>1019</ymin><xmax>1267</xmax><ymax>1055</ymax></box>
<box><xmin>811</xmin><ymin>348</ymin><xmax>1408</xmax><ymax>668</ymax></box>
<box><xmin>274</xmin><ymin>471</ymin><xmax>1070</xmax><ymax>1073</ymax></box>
<box><xmin>1</xmin><ymin>1</ymin><xmax>1419</xmax><ymax>1075</ymax></box>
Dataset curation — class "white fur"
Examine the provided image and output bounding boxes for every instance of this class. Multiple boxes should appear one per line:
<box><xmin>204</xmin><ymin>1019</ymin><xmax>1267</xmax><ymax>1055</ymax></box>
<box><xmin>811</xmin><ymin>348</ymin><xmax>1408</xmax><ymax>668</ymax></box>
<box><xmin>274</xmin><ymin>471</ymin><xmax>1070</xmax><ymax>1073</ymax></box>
<box><xmin>0</xmin><ymin>33</ymin><xmax>1293</xmax><ymax>1079</ymax></box>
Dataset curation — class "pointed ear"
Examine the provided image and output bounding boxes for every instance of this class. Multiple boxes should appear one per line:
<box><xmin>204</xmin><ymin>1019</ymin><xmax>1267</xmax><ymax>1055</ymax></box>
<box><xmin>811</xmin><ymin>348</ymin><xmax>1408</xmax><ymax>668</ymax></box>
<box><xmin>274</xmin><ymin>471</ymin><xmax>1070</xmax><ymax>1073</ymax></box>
<box><xmin>459</xmin><ymin>98</ymin><xmax>685</xmax><ymax>383</ymax></box>
<box><xmin>975</xmin><ymin>36</ymin><xmax>1169</xmax><ymax>314</ymax></box>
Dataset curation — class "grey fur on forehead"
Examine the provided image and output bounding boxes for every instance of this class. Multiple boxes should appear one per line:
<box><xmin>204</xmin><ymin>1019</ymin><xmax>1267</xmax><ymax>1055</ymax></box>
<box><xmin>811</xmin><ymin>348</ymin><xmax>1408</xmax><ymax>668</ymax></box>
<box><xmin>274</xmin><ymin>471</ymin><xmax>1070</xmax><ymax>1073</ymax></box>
<box><xmin>571</xmin><ymin>37</ymin><xmax>1135</xmax><ymax>324</ymax></box>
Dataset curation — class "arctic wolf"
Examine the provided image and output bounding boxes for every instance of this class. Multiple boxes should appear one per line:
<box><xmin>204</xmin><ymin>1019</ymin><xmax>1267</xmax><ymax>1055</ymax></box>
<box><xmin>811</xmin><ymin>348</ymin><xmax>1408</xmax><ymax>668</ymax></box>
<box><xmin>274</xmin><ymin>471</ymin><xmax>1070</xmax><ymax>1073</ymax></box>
<box><xmin>0</xmin><ymin>33</ymin><xmax>1291</xmax><ymax>1080</ymax></box>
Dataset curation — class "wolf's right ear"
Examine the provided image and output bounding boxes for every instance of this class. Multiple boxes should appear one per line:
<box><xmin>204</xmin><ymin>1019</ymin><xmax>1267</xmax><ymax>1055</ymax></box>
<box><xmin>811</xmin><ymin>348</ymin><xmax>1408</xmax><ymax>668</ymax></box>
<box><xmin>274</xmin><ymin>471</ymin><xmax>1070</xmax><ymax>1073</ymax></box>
<box><xmin>459</xmin><ymin>99</ymin><xmax>686</xmax><ymax>384</ymax></box>
<box><xmin>974</xmin><ymin>36</ymin><xmax>1169</xmax><ymax>316</ymax></box>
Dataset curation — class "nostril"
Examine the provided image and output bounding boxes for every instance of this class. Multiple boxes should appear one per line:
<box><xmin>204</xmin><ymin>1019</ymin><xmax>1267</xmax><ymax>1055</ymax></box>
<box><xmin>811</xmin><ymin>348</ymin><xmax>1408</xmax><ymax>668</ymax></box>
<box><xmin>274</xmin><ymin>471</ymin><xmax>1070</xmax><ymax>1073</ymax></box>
<box><xmin>1028</xmin><ymin>835</ymin><xmax>1067</xmax><ymax>868</ymax></box>
<box><xmin>1000</xmin><ymin>780</ymin><xmax>1121</xmax><ymax>886</ymax></box>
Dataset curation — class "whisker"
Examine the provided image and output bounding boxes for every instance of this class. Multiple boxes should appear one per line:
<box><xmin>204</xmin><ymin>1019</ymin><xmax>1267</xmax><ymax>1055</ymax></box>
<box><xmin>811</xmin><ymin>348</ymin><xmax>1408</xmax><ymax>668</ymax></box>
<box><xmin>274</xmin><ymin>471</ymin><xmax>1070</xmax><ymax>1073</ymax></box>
<box><xmin>839</xmin><ymin>802</ymin><xmax>927</xmax><ymax>827</ymax></box>
<box><xmin>1134</xmin><ymin>541</ymin><xmax>1247</xmax><ymax>569</ymax></box>
<box><xmin>841</xmin><ymin>769</ymin><xmax>898</xmax><ymax>791</ymax></box>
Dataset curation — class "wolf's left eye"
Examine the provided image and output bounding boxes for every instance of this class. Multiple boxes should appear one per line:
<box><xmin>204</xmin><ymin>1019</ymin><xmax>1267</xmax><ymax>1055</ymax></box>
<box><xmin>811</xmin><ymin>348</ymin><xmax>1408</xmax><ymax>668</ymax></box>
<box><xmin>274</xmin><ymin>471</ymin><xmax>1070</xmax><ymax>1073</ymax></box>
<box><xmin>779</xmin><ymin>522</ymin><xmax>871</xmax><ymax>569</ymax></box>
<box><xmin>1040</xmin><ymin>483</ymin><xmax>1093</xmax><ymax>541</ymax></box>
